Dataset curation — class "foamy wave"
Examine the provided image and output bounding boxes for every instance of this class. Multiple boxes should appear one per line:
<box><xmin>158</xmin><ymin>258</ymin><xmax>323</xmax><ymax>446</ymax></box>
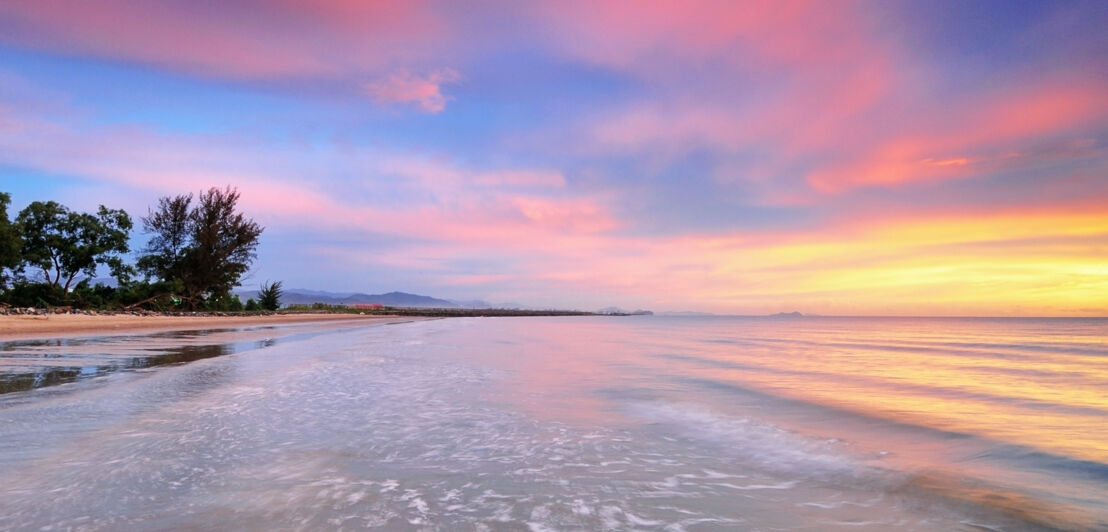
<box><xmin>626</xmin><ymin>400</ymin><xmax>873</xmax><ymax>482</ymax></box>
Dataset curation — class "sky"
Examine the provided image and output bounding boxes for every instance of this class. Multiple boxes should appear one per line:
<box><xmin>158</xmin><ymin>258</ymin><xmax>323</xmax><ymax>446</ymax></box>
<box><xmin>0</xmin><ymin>0</ymin><xmax>1105</xmax><ymax>316</ymax></box>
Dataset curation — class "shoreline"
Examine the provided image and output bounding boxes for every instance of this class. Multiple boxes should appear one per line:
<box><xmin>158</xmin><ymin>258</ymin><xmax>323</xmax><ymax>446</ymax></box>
<box><xmin>0</xmin><ymin>312</ymin><xmax>401</xmax><ymax>341</ymax></box>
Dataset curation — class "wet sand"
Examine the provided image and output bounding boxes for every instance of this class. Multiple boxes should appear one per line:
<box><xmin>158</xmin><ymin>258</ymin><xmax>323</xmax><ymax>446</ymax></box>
<box><xmin>0</xmin><ymin>312</ymin><xmax>394</xmax><ymax>340</ymax></box>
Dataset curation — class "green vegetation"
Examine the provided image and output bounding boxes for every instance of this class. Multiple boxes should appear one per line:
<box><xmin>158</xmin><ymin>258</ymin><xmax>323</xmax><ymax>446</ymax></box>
<box><xmin>0</xmin><ymin>187</ymin><xmax>591</xmax><ymax>317</ymax></box>
<box><xmin>0</xmin><ymin>187</ymin><xmax>276</xmax><ymax>312</ymax></box>
<box><xmin>137</xmin><ymin>187</ymin><xmax>263</xmax><ymax>309</ymax></box>
<box><xmin>15</xmin><ymin>201</ymin><xmax>133</xmax><ymax>291</ymax></box>
<box><xmin>258</xmin><ymin>280</ymin><xmax>283</xmax><ymax>311</ymax></box>
<box><xmin>0</xmin><ymin>193</ymin><xmax>21</xmax><ymax>287</ymax></box>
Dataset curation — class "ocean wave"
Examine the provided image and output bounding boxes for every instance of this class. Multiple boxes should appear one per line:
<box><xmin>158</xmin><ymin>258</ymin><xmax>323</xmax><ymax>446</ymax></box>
<box><xmin>625</xmin><ymin>399</ymin><xmax>1107</xmax><ymax>532</ymax></box>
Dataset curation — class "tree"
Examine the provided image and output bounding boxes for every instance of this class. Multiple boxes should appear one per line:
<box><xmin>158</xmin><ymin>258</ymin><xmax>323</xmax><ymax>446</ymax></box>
<box><xmin>258</xmin><ymin>280</ymin><xmax>283</xmax><ymax>311</ymax></box>
<box><xmin>0</xmin><ymin>192</ymin><xmax>20</xmax><ymax>287</ymax></box>
<box><xmin>15</xmin><ymin>201</ymin><xmax>133</xmax><ymax>291</ymax></box>
<box><xmin>135</xmin><ymin>194</ymin><xmax>191</xmax><ymax>289</ymax></box>
<box><xmin>138</xmin><ymin>186</ymin><xmax>263</xmax><ymax>308</ymax></box>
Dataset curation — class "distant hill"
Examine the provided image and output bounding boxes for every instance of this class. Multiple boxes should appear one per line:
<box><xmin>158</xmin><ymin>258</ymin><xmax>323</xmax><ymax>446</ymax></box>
<box><xmin>597</xmin><ymin>306</ymin><xmax>654</xmax><ymax>316</ymax></box>
<box><xmin>349</xmin><ymin>291</ymin><xmax>457</xmax><ymax>308</ymax></box>
<box><xmin>449</xmin><ymin>299</ymin><xmax>493</xmax><ymax>309</ymax></box>
<box><xmin>238</xmin><ymin>288</ymin><xmax>458</xmax><ymax>308</ymax></box>
<box><xmin>285</xmin><ymin>288</ymin><xmax>356</xmax><ymax>298</ymax></box>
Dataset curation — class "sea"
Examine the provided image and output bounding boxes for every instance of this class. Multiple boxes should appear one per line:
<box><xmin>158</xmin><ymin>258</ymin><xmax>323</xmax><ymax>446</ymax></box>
<box><xmin>0</xmin><ymin>315</ymin><xmax>1105</xmax><ymax>531</ymax></box>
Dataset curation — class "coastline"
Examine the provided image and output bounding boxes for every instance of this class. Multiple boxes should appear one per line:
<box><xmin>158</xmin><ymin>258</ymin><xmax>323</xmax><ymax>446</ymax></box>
<box><xmin>0</xmin><ymin>312</ymin><xmax>400</xmax><ymax>341</ymax></box>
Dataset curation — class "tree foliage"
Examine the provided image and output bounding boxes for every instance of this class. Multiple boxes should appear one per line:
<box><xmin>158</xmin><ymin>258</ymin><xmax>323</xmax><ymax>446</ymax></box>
<box><xmin>135</xmin><ymin>194</ymin><xmax>191</xmax><ymax>288</ymax></box>
<box><xmin>0</xmin><ymin>192</ymin><xmax>20</xmax><ymax>287</ymax></box>
<box><xmin>15</xmin><ymin>201</ymin><xmax>133</xmax><ymax>291</ymax></box>
<box><xmin>258</xmin><ymin>280</ymin><xmax>283</xmax><ymax>311</ymax></box>
<box><xmin>138</xmin><ymin>186</ymin><xmax>263</xmax><ymax>308</ymax></box>
<box><xmin>0</xmin><ymin>188</ymin><xmax>273</xmax><ymax>312</ymax></box>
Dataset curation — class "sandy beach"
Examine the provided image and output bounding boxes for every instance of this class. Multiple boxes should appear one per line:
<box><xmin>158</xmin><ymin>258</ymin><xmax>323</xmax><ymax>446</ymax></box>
<box><xmin>0</xmin><ymin>312</ymin><xmax>395</xmax><ymax>341</ymax></box>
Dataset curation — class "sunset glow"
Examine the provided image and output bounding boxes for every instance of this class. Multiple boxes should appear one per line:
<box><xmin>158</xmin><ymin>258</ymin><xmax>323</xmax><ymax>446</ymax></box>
<box><xmin>0</xmin><ymin>0</ymin><xmax>1105</xmax><ymax>315</ymax></box>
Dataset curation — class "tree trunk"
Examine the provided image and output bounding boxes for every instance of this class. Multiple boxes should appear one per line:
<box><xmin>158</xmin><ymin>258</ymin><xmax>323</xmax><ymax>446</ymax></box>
<box><xmin>123</xmin><ymin>293</ymin><xmax>171</xmax><ymax>311</ymax></box>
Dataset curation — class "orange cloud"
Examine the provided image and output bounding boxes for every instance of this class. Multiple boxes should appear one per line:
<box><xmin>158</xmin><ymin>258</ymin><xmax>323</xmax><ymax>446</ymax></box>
<box><xmin>572</xmin><ymin>207</ymin><xmax>1108</xmax><ymax>316</ymax></box>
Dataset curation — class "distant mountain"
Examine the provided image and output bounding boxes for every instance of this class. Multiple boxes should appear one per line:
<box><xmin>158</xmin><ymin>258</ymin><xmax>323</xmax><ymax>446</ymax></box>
<box><xmin>446</xmin><ymin>299</ymin><xmax>533</xmax><ymax>310</ymax></box>
<box><xmin>284</xmin><ymin>288</ymin><xmax>356</xmax><ymax>298</ymax></box>
<box><xmin>345</xmin><ymin>291</ymin><xmax>457</xmax><ymax>308</ymax></box>
<box><xmin>238</xmin><ymin>288</ymin><xmax>458</xmax><ymax>308</ymax></box>
<box><xmin>450</xmin><ymin>299</ymin><xmax>493</xmax><ymax>309</ymax></box>
<box><xmin>597</xmin><ymin>307</ymin><xmax>654</xmax><ymax>316</ymax></box>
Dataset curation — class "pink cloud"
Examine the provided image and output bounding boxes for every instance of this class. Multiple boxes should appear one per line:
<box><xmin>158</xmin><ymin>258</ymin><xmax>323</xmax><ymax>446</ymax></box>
<box><xmin>378</xmin><ymin>157</ymin><xmax>565</xmax><ymax>194</ymax></box>
<box><xmin>544</xmin><ymin>0</ymin><xmax>899</xmax><ymax>191</ymax></box>
<box><xmin>364</xmin><ymin>69</ymin><xmax>461</xmax><ymax>113</ymax></box>
<box><xmin>807</xmin><ymin>82</ymin><xmax>1108</xmax><ymax>193</ymax></box>
<box><xmin>0</xmin><ymin>90</ymin><xmax>615</xmax><ymax>254</ymax></box>
<box><xmin>531</xmin><ymin>0</ymin><xmax>876</xmax><ymax>75</ymax></box>
<box><xmin>438</xmin><ymin>274</ymin><xmax>516</xmax><ymax>287</ymax></box>
<box><xmin>3</xmin><ymin>2</ymin><xmax>1104</xmax><ymax>315</ymax></box>
<box><xmin>509</xmin><ymin>196</ymin><xmax>617</xmax><ymax>233</ymax></box>
<box><xmin>474</xmin><ymin>170</ymin><xmax>565</xmax><ymax>188</ymax></box>
<box><xmin>590</xmin><ymin>104</ymin><xmax>747</xmax><ymax>154</ymax></box>
<box><xmin>0</xmin><ymin>1</ymin><xmax>448</xmax><ymax>79</ymax></box>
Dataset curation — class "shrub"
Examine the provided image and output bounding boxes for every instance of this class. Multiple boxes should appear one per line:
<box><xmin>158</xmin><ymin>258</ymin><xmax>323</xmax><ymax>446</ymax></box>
<box><xmin>2</xmin><ymin>282</ymin><xmax>66</xmax><ymax>308</ymax></box>
<box><xmin>258</xmin><ymin>280</ymin><xmax>283</xmax><ymax>311</ymax></box>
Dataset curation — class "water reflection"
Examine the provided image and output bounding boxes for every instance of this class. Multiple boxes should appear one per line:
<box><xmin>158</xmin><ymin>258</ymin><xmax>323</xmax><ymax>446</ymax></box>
<box><xmin>425</xmin><ymin>316</ymin><xmax>1108</xmax><ymax>530</ymax></box>
<box><xmin>0</xmin><ymin>342</ymin><xmax>234</xmax><ymax>394</ymax></box>
<box><xmin>0</xmin><ymin>320</ymin><xmax>387</xmax><ymax>397</ymax></box>
<box><xmin>0</xmin><ymin>366</ymin><xmax>84</xmax><ymax>394</ymax></box>
<box><xmin>0</xmin><ymin>317</ymin><xmax>1104</xmax><ymax>531</ymax></box>
<box><xmin>0</xmin><ymin>326</ymin><xmax>306</xmax><ymax>395</ymax></box>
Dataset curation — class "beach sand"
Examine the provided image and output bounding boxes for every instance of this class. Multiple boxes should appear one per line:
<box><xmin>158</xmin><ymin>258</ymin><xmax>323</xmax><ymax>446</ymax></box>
<box><xmin>0</xmin><ymin>313</ymin><xmax>396</xmax><ymax>340</ymax></box>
